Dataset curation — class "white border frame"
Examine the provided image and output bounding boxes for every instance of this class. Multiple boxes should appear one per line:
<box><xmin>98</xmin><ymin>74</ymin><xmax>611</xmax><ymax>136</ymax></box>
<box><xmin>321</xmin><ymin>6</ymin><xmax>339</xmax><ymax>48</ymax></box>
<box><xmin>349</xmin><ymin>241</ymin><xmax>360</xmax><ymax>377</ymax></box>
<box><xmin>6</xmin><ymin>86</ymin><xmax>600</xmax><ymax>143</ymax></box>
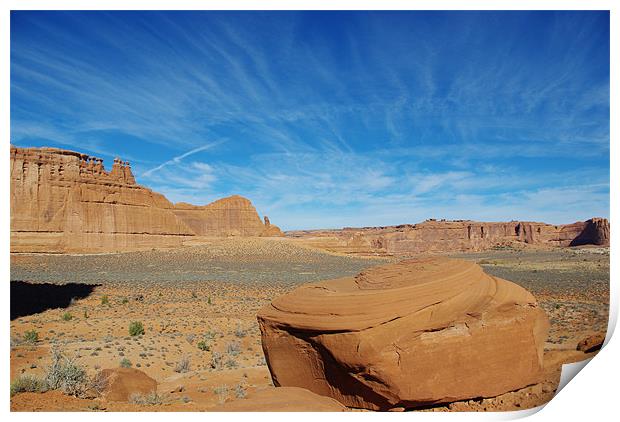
<box><xmin>1</xmin><ymin>2</ymin><xmax>616</xmax><ymax>421</ymax></box>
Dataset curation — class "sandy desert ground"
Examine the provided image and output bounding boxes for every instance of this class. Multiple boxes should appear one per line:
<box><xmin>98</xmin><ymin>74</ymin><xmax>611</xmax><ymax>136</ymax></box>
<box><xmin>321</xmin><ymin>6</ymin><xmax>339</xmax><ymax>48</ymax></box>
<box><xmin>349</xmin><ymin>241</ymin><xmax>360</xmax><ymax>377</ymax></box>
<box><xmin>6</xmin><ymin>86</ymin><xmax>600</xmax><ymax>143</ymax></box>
<box><xmin>9</xmin><ymin>238</ymin><xmax>608</xmax><ymax>411</ymax></box>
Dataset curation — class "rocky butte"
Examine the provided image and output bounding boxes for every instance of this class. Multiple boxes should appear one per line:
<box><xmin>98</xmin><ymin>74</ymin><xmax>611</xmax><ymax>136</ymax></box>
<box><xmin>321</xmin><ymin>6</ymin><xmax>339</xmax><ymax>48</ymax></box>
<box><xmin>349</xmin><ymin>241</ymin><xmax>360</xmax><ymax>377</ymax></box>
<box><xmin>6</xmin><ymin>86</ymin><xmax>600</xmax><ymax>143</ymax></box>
<box><xmin>258</xmin><ymin>257</ymin><xmax>550</xmax><ymax>411</ymax></box>
<box><xmin>10</xmin><ymin>146</ymin><xmax>283</xmax><ymax>253</ymax></box>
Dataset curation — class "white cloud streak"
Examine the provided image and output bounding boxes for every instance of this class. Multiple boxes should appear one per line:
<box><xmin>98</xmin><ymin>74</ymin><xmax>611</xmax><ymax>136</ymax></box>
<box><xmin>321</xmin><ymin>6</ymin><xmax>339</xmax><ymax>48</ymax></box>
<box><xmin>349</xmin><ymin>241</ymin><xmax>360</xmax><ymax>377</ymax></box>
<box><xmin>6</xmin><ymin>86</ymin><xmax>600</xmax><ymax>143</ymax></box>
<box><xmin>141</xmin><ymin>141</ymin><xmax>225</xmax><ymax>178</ymax></box>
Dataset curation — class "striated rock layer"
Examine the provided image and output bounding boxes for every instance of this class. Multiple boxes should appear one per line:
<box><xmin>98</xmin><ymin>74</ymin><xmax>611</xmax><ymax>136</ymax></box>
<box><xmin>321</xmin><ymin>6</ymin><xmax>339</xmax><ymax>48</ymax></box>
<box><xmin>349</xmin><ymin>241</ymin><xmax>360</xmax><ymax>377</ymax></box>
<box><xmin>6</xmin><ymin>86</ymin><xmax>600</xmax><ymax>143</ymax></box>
<box><xmin>288</xmin><ymin>218</ymin><xmax>610</xmax><ymax>255</ymax></box>
<box><xmin>258</xmin><ymin>257</ymin><xmax>550</xmax><ymax>410</ymax></box>
<box><xmin>10</xmin><ymin>146</ymin><xmax>282</xmax><ymax>253</ymax></box>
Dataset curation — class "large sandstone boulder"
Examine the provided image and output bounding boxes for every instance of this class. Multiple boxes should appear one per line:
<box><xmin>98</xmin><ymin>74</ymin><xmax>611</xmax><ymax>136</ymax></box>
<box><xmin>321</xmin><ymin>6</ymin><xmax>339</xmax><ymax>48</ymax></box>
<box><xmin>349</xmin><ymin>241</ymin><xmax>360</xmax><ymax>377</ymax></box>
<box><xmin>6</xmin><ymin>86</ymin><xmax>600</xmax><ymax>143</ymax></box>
<box><xmin>211</xmin><ymin>387</ymin><xmax>348</xmax><ymax>411</ymax></box>
<box><xmin>258</xmin><ymin>257</ymin><xmax>550</xmax><ymax>410</ymax></box>
<box><xmin>97</xmin><ymin>368</ymin><xmax>157</xmax><ymax>402</ymax></box>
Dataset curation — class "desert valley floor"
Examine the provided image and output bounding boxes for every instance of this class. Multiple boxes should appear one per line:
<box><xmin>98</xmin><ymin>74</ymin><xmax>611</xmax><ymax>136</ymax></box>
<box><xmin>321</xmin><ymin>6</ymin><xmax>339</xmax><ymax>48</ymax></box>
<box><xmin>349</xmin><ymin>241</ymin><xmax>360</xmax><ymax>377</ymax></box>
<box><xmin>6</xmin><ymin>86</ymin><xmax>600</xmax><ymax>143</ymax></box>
<box><xmin>10</xmin><ymin>238</ymin><xmax>609</xmax><ymax>412</ymax></box>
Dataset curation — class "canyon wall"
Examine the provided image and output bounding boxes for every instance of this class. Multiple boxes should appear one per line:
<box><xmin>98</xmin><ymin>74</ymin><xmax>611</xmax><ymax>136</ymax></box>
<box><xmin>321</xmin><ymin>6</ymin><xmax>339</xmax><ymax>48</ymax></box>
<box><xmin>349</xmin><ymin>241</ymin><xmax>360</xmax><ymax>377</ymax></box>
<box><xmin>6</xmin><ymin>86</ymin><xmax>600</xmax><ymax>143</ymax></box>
<box><xmin>10</xmin><ymin>146</ymin><xmax>282</xmax><ymax>253</ymax></box>
<box><xmin>289</xmin><ymin>218</ymin><xmax>610</xmax><ymax>256</ymax></box>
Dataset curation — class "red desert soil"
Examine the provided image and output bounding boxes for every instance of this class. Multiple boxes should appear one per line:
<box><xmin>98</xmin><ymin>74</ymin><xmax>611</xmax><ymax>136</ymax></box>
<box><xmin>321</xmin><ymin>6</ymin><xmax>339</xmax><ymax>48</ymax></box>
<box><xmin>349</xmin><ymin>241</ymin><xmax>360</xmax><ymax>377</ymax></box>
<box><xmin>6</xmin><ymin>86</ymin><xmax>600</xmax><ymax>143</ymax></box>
<box><xmin>10</xmin><ymin>238</ymin><xmax>608</xmax><ymax>411</ymax></box>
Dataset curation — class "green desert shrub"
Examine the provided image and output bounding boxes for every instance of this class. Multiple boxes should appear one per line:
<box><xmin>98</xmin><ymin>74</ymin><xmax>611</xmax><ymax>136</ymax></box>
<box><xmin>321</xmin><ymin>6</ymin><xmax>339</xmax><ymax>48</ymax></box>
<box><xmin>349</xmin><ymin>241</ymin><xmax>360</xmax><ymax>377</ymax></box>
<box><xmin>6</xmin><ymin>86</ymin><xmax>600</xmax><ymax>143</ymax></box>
<box><xmin>101</xmin><ymin>295</ymin><xmax>110</xmax><ymax>305</ymax></box>
<box><xmin>10</xmin><ymin>374</ymin><xmax>48</xmax><ymax>396</ymax></box>
<box><xmin>45</xmin><ymin>346</ymin><xmax>88</xmax><ymax>397</ymax></box>
<box><xmin>128</xmin><ymin>321</ymin><xmax>145</xmax><ymax>336</ymax></box>
<box><xmin>197</xmin><ymin>340</ymin><xmax>210</xmax><ymax>352</ymax></box>
<box><xmin>121</xmin><ymin>297</ymin><xmax>129</xmax><ymax>304</ymax></box>
<box><xmin>23</xmin><ymin>330</ymin><xmax>39</xmax><ymax>344</ymax></box>
<box><xmin>62</xmin><ymin>312</ymin><xmax>73</xmax><ymax>321</ymax></box>
<box><xmin>120</xmin><ymin>358</ymin><xmax>132</xmax><ymax>368</ymax></box>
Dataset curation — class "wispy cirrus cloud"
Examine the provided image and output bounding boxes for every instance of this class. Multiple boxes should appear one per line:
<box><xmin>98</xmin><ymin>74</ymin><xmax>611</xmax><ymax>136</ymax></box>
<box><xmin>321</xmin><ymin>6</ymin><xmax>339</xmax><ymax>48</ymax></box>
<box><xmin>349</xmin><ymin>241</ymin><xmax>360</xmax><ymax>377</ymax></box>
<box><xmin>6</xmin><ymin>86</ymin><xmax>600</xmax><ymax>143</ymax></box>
<box><xmin>10</xmin><ymin>11</ymin><xmax>609</xmax><ymax>229</ymax></box>
<box><xmin>141</xmin><ymin>141</ymin><xmax>225</xmax><ymax>178</ymax></box>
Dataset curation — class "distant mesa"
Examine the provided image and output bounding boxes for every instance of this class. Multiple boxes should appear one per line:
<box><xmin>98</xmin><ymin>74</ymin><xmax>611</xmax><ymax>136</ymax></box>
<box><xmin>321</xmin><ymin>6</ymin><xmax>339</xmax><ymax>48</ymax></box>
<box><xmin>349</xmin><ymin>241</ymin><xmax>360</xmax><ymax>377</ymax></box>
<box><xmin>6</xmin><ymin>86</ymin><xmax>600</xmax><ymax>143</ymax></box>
<box><xmin>172</xmin><ymin>195</ymin><xmax>284</xmax><ymax>237</ymax></box>
<box><xmin>258</xmin><ymin>257</ymin><xmax>550</xmax><ymax>411</ymax></box>
<box><xmin>288</xmin><ymin>217</ymin><xmax>610</xmax><ymax>255</ymax></box>
<box><xmin>10</xmin><ymin>146</ymin><xmax>283</xmax><ymax>253</ymax></box>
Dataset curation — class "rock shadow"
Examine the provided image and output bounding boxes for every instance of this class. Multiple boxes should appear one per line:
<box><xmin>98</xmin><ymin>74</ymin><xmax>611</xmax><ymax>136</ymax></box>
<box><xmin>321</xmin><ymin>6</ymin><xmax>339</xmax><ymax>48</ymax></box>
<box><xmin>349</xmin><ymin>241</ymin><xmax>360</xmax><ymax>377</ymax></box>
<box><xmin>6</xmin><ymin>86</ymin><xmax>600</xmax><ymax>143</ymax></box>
<box><xmin>10</xmin><ymin>280</ymin><xmax>99</xmax><ymax>320</ymax></box>
<box><xmin>569</xmin><ymin>220</ymin><xmax>606</xmax><ymax>247</ymax></box>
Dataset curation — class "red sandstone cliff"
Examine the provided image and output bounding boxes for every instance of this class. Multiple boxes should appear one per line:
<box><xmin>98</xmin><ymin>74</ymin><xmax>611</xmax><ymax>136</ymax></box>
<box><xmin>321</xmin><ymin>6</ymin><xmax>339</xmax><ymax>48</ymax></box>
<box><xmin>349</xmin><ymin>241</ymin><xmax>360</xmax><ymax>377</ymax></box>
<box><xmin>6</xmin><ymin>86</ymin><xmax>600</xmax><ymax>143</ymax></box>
<box><xmin>288</xmin><ymin>218</ymin><xmax>609</xmax><ymax>255</ymax></box>
<box><xmin>173</xmin><ymin>196</ymin><xmax>283</xmax><ymax>237</ymax></box>
<box><xmin>10</xmin><ymin>146</ymin><xmax>283</xmax><ymax>253</ymax></box>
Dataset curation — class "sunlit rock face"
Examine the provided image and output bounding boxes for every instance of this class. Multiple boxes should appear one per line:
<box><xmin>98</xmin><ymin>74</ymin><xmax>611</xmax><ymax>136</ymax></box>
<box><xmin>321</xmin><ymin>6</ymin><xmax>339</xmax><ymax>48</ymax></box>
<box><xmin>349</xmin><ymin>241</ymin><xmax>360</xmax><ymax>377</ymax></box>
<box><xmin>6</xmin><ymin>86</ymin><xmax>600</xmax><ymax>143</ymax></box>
<box><xmin>258</xmin><ymin>257</ymin><xmax>549</xmax><ymax>410</ymax></box>
<box><xmin>288</xmin><ymin>218</ymin><xmax>610</xmax><ymax>256</ymax></box>
<box><xmin>10</xmin><ymin>146</ymin><xmax>283</xmax><ymax>253</ymax></box>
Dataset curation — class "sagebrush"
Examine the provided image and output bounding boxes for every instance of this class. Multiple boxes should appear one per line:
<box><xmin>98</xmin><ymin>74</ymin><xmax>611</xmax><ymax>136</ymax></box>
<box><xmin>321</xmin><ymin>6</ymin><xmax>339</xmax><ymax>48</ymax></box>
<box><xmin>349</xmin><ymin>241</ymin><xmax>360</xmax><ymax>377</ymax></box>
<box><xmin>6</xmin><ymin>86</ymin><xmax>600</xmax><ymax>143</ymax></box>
<box><xmin>10</xmin><ymin>374</ymin><xmax>48</xmax><ymax>396</ymax></box>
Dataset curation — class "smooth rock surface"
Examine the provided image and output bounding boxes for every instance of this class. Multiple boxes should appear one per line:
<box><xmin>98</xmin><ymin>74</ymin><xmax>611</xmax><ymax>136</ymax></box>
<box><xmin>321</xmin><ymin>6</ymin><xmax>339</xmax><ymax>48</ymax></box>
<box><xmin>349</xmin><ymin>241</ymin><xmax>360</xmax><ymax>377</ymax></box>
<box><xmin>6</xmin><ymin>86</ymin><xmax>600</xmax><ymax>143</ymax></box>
<box><xmin>258</xmin><ymin>257</ymin><xmax>550</xmax><ymax>410</ymax></box>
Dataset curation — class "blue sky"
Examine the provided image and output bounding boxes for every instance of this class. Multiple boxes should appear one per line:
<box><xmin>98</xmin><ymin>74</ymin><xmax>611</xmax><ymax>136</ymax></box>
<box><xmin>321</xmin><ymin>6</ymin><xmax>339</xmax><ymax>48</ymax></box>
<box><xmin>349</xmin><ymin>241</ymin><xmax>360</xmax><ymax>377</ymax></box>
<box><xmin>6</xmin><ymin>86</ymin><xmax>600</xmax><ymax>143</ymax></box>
<box><xmin>11</xmin><ymin>11</ymin><xmax>609</xmax><ymax>230</ymax></box>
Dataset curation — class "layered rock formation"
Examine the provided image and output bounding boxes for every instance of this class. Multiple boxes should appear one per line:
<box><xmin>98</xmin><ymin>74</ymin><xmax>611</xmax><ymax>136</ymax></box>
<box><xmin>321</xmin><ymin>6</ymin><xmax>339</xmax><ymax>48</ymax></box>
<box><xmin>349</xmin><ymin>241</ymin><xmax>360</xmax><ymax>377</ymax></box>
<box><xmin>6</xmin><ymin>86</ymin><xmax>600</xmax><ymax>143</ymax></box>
<box><xmin>10</xmin><ymin>146</ymin><xmax>282</xmax><ymax>253</ymax></box>
<box><xmin>172</xmin><ymin>196</ymin><xmax>283</xmax><ymax>237</ymax></box>
<box><xmin>258</xmin><ymin>257</ymin><xmax>549</xmax><ymax>410</ymax></box>
<box><xmin>289</xmin><ymin>218</ymin><xmax>610</xmax><ymax>256</ymax></box>
<box><xmin>261</xmin><ymin>216</ymin><xmax>285</xmax><ymax>237</ymax></box>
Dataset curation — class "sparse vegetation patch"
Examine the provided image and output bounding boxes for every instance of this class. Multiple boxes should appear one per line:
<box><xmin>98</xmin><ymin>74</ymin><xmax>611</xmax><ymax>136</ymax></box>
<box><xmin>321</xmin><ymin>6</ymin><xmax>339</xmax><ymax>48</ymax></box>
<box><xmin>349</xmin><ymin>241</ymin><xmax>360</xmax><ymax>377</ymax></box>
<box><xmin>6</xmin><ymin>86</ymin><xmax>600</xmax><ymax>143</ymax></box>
<box><xmin>45</xmin><ymin>346</ymin><xmax>89</xmax><ymax>396</ymax></box>
<box><xmin>23</xmin><ymin>330</ymin><xmax>39</xmax><ymax>344</ymax></box>
<box><xmin>129</xmin><ymin>321</ymin><xmax>145</xmax><ymax>336</ymax></box>
<box><xmin>10</xmin><ymin>374</ymin><xmax>48</xmax><ymax>396</ymax></box>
